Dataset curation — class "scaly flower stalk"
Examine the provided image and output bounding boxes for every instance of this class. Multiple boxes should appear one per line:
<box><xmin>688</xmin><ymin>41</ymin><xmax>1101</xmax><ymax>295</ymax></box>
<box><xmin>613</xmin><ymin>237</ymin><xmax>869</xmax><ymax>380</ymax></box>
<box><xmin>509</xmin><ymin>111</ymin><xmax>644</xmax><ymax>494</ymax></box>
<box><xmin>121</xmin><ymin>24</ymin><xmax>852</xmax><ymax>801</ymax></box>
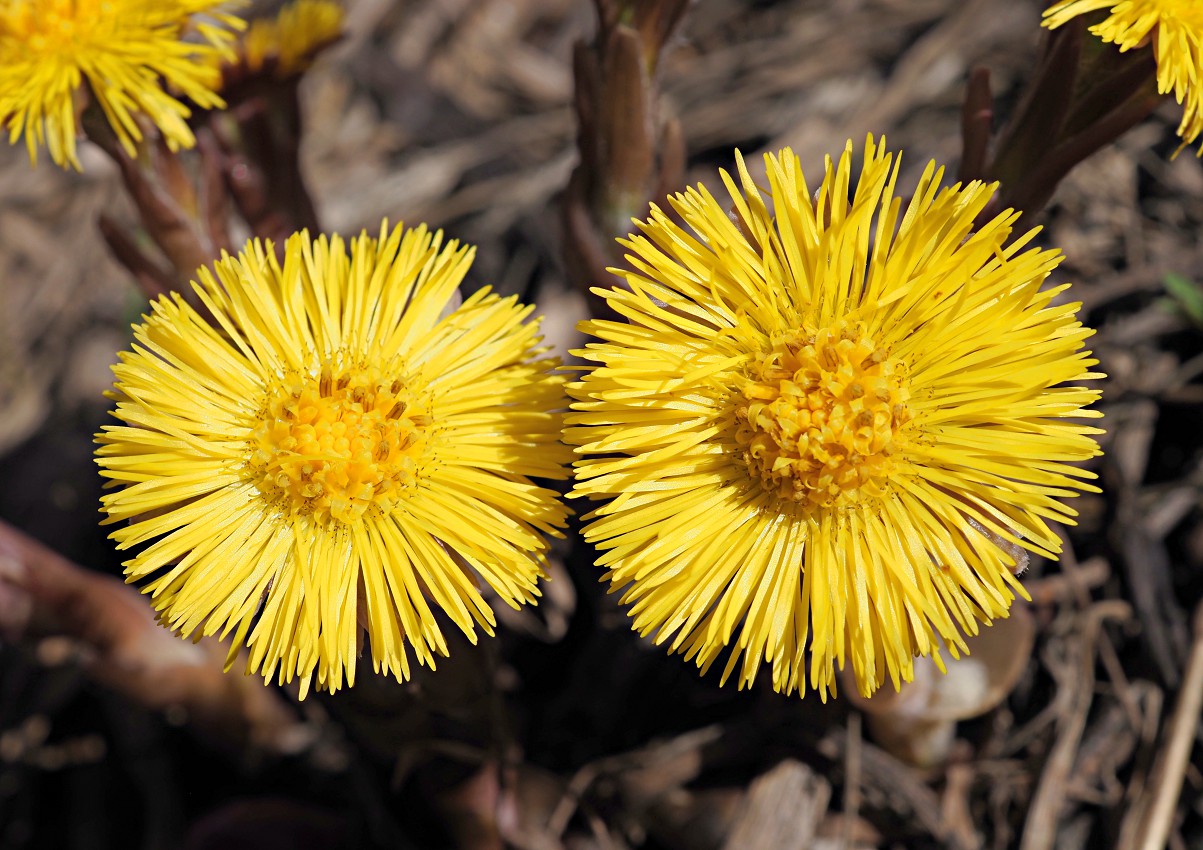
<box><xmin>564</xmin><ymin>0</ymin><xmax>689</xmax><ymax>318</ymax></box>
<box><xmin>1045</xmin><ymin>0</ymin><xmax>1203</xmax><ymax>150</ymax></box>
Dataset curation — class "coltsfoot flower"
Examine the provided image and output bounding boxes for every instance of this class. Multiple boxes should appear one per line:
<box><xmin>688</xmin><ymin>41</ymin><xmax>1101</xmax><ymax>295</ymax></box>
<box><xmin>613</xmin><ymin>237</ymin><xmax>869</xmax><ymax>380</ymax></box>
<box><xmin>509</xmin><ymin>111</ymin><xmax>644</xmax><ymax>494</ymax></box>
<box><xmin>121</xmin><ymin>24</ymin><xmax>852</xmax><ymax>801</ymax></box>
<box><xmin>0</xmin><ymin>0</ymin><xmax>243</xmax><ymax>170</ymax></box>
<box><xmin>97</xmin><ymin>223</ymin><xmax>571</xmax><ymax>696</ymax></box>
<box><xmin>567</xmin><ymin>138</ymin><xmax>1103</xmax><ymax>699</ymax></box>
<box><xmin>242</xmin><ymin>0</ymin><xmax>344</xmax><ymax>78</ymax></box>
<box><xmin>1044</xmin><ymin>0</ymin><xmax>1203</xmax><ymax>148</ymax></box>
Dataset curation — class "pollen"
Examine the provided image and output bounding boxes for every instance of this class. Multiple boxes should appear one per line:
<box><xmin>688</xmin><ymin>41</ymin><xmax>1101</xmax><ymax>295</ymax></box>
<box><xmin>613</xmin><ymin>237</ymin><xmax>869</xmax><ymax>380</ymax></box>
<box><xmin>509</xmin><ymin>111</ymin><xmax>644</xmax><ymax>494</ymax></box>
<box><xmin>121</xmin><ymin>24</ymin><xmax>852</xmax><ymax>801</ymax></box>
<box><xmin>249</xmin><ymin>362</ymin><xmax>432</xmax><ymax>524</ymax></box>
<box><xmin>734</xmin><ymin>321</ymin><xmax>910</xmax><ymax>509</ymax></box>
<box><xmin>9</xmin><ymin>3</ymin><xmax>79</xmax><ymax>53</ymax></box>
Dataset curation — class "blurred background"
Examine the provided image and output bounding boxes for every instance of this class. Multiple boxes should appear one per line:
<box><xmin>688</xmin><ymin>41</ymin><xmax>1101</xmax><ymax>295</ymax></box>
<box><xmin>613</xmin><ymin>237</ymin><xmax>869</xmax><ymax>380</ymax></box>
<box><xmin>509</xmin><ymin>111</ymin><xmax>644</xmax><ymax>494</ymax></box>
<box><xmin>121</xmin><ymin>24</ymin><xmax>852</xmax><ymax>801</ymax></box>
<box><xmin>2</xmin><ymin>0</ymin><xmax>1203</xmax><ymax>847</ymax></box>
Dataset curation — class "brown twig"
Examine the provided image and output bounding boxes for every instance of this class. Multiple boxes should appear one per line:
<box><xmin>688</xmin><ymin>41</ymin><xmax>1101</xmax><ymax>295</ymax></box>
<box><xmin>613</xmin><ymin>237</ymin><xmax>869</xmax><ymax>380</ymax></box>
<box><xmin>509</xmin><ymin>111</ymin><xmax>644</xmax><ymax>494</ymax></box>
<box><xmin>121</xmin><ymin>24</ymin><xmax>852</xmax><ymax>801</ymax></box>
<box><xmin>1019</xmin><ymin>601</ymin><xmax>1132</xmax><ymax>850</ymax></box>
<box><xmin>720</xmin><ymin>760</ymin><xmax>830</xmax><ymax>850</ymax></box>
<box><xmin>1114</xmin><ymin>479</ymin><xmax>1190</xmax><ymax>688</ymax></box>
<box><xmin>1067</xmin><ymin>685</ymin><xmax>1151</xmax><ymax>805</ymax></box>
<box><xmin>1115</xmin><ymin>684</ymin><xmax>1166</xmax><ymax>849</ymax></box>
<box><xmin>941</xmin><ymin>762</ymin><xmax>982</xmax><ymax>850</ymax></box>
<box><xmin>1131</xmin><ymin>600</ymin><xmax>1203</xmax><ymax>850</ymax></box>
<box><xmin>1024</xmin><ymin>557</ymin><xmax>1109</xmax><ymax>607</ymax></box>
<box><xmin>1054</xmin><ymin>533</ymin><xmax>1142</xmax><ymax>732</ymax></box>
<box><xmin>841</xmin><ymin>712</ymin><xmax>862</xmax><ymax>850</ymax></box>
<box><xmin>817</xmin><ymin>732</ymin><xmax>952</xmax><ymax>845</ymax></box>
<box><xmin>0</xmin><ymin>519</ymin><xmax>298</xmax><ymax>756</ymax></box>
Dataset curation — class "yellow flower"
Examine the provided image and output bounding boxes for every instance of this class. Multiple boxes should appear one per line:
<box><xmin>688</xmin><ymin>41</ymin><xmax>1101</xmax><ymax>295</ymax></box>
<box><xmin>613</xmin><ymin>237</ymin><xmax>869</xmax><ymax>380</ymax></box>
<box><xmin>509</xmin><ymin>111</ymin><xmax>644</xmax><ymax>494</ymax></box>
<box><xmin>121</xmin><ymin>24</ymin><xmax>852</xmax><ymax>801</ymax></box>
<box><xmin>1044</xmin><ymin>0</ymin><xmax>1203</xmax><ymax>148</ymax></box>
<box><xmin>243</xmin><ymin>0</ymin><xmax>343</xmax><ymax>78</ymax></box>
<box><xmin>97</xmin><ymin>223</ymin><xmax>571</xmax><ymax>697</ymax></box>
<box><xmin>0</xmin><ymin>0</ymin><xmax>243</xmax><ymax>170</ymax></box>
<box><xmin>567</xmin><ymin>138</ymin><xmax>1103</xmax><ymax>699</ymax></box>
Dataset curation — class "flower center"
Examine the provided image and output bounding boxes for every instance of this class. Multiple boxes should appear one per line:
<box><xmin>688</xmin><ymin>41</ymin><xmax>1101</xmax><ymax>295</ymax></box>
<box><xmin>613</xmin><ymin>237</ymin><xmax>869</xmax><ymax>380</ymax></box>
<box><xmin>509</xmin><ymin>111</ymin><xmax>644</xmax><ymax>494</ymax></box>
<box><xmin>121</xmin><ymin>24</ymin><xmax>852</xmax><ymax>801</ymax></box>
<box><xmin>6</xmin><ymin>3</ymin><xmax>88</xmax><ymax>54</ymax></box>
<box><xmin>249</xmin><ymin>363</ymin><xmax>432</xmax><ymax>524</ymax></box>
<box><xmin>734</xmin><ymin>322</ymin><xmax>910</xmax><ymax>508</ymax></box>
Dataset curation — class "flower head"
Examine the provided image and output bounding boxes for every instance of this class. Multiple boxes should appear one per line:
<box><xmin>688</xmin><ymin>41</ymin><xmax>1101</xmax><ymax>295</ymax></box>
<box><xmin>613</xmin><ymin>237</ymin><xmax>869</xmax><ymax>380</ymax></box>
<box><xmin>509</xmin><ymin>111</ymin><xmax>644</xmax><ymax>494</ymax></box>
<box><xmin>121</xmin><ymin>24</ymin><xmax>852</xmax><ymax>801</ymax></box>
<box><xmin>97</xmin><ymin>223</ymin><xmax>571</xmax><ymax>696</ymax></box>
<box><xmin>0</xmin><ymin>0</ymin><xmax>244</xmax><ymax>170</ymax></box>
<box><xmin>1044</xmin><ymin>0</ymin><xmax>1203</xmax><ymax>148</ymax></box>
<box><xmin>567</xmin><ymin>138</ymin><xmax>1103</xmax><ymax>699</ymax></box>
<box><xmin>241</xmin><ymin>0</ymin><xmax>344</xmax><ymax>79</ymax></box>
